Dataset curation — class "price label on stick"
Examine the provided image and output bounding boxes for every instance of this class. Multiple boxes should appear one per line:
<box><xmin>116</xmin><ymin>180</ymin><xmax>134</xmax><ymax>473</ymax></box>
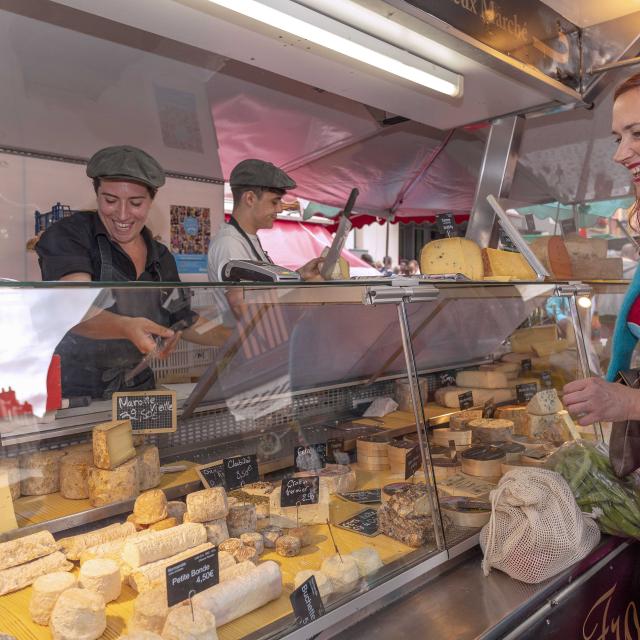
<box><xmin>290</xmin><ymin>575</ymin><xmax>325</xmax><ymax>628</ymax></box>
<box><xmin>499</xmin><ymin>227</ymin><xmax>518</xmax><ymax>252</ymax></box>
<box><xmin>223</xmin><ymin>454</ymin><xmax>259</xmax><ymax>490</ymax></box>
<box><xmin>294</xmin><ymin>444</ymin><xmax>327</xmax><ymax>472</ymax></box>
<box><xmin>458</xmin><ymin>391</ymin><xmax>474</xmax><ymax>410</ymax></box>
<box><xmin>516</xmin><ymin>382</ymin><xmax>538</xmax><ymax>404</ymax></box>
<box><xmin>436</xmin><ymin>213</ymin><xmax>456</xmax><ymax>238</ymax></box>
<box><xmin>560</xmin><ymin>217</ymin><xmax>577</xmax><ymax>237</ymax></box>
<box><xmin>281</xmin><ymin>476</ymin><xmax>320</xmax><ymax>508</ymax></box>
<box><xmin>405</xmin><ymin>445</ymin><xmax>422</xmax><ymax>480</ymax></box>
<box><xmin>166</xmin><ymin>547</ymin><xmax>219</xmax><ymax>607</ymax></box>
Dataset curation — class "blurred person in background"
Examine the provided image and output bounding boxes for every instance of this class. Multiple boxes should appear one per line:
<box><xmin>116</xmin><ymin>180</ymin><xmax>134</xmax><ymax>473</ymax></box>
<box><xmin>380</xmin><ymin>255</ymin><xmax>393</xmax><ymax>277</ymax></box>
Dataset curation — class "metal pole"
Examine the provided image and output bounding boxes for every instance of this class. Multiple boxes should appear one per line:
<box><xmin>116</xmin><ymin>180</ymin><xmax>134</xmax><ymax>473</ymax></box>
<box><xmin>589</xmin><ymin>56</ymin><xmax>640</xmax><ymax>75</ymax></box>
<box><xmin>396</xmin><ymin>300</ymin><xmax>445</xmax><ymax>551</ymax></box>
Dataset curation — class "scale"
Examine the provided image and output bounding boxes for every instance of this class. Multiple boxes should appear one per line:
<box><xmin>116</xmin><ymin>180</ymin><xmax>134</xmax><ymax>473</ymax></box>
<box><xmin>222</xmin><ymin>260</ymin><xmax>301</xmax><ymax>282</ymax></box>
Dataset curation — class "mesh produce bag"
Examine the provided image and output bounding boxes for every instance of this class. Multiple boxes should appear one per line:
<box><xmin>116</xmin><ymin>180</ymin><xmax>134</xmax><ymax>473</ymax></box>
<box><xmin>480</xmin><ymin>468</ymin><xmax>600</xmax><ymax>583</ymax></box>
<box><xmin>548</xmin><ymin>440</ymin><xmax>640</xmax><ymax>539</ymax></box>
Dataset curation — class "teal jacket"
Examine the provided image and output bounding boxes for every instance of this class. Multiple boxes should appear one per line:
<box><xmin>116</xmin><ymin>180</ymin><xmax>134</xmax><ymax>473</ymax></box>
<box><xmin>606</xmin><ymin>265</ymin><xmax>640</xmax><ymax>380</ymax></box>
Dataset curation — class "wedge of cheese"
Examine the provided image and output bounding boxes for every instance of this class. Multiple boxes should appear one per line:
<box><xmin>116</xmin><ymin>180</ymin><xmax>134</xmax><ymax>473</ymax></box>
<box><xmin>481</xmin><ymin>248</ymin><xmax>536</xmax><ymax>280</ymax></box>
<box><xmin>420</xmin><ymin>238</ymin><xmax>484</xmax><ymax>280</ymax></box>
<box><xmin>564</xmin><ymin>235</ymin><xmax>608</xmax><ymax>260</ymax></box>
<box><xmin>570</xmin><ymin>257</ymin><xmax>623</xmax><ymax>280</ymax></box>
<box><xmin>527</xmin><ymin>389</ymin><xmax>563</xmax><ymax>415</ymax></box>
<box><xmin>434</xmin><ymin>386</ymin><xmax>514</xmax><ymax>409</ymax></box>
<box><xmin>93</xmin><ymin>420</ymin><xmax>136</xmax><ymax>470</ymax></box>
<box><xmin>530</xmin><ymin>236</ymin><xmax>573</xmax><ymax>279</ymax></box>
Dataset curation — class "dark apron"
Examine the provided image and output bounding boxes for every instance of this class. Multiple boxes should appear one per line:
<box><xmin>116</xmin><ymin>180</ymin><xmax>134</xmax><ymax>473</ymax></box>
<box><xmin>56</xmin><ymin>236</ymin><xmax>177</xmax><ymax>399</ymax></box>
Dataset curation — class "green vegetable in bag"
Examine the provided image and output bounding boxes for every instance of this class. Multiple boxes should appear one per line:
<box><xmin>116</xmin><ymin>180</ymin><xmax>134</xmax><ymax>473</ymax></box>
<box><xmin>546</xmin><ymin>440</ymin><xmax>640</xmax><ymax>539</ymax></box>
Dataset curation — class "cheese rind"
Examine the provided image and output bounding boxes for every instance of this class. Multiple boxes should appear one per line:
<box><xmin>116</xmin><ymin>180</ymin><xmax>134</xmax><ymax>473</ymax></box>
<box><xmin>50</xmin><ymin>588</ymin><xmax>106</xmax><ymax>640</ymax></box>
<box><xmin>60</xmin><ymin>451</ymin><xmax>93</xmax><ymax>500</ymax></box>
<box><xmin>0</xmin><ymin>530</ymin><xmax>58</xmax><ymax>571</ymax></box>
<box><xmin>29</xmin><ymin>571</ymin><xmax>77</xmax><ymax>625</ymax></box>
<box><xmin>133</xmin><ymin>489</ymin><xmax>168</xmax><ymax>525</ymax></box>
<box><xmin>186</xmin><ymin>488</ymin><xmax>228</xmax><ymax>523</ymax></box>
<box><xmin>530</xmin><ymin>236</ymin><xmax>573</xmax><ymax>279</ymax></box>
<box><xmin>135</xmin><ymin>445</ymin><xmax>161</xmax><ymax>492</ymax></box>
<box><xmin>350</xmin><ymin>548</ymin><xmax>383</xmax><ymax>577</ymax></box>
<box><xmin>60</xmin><ymin>522</ymin><xmax>136</xmax><ymax>561</ymax></box>
<box><xmin>294</xmin><ymin>570</ymin><xmax>333</xmax><ymax>599</ymax></box>
<box><xmin>276</xmin><ymin>535</ymin><xmax>301</xmax><ymax>557</ymax></box>
<box><xmin>240</xmin><ymin>532</ymin><xmax>264</xmax><ymax>555</ymax></box>
<box><xmin>19</xmin><ymin>450</ymin><xmax>64</xmax><ymax>496</ymax></box>
<box><xmin>203</xmin><ymin>519</ymin><xmax>229</xmax><ymax>545</ymax></box>
<box><xmin>434</xmin><ymin>386</ymin><xmax>514</xmax><ymax>409</ymax></box>
<box><xmin>227</xmin><ymin>504</ymin><xmax>257</xmax><ymax>537</ymax></box>
<box><xmin>166</xmin><ymin>501</ymin><xmax>187</xmax><ymax>523</ymax></box>
<box><xmin>92</xmin><ymin>420</ymin><xmax>136</xmax><ymax>470</ymax></box>
<box><xmin>88</xmin><ymin>458</ymin><xmax>139</xmax><ymax>507</ymax></box>
<box><xmin>162</xmin><ymin>604</ymin><xmax>218</xmax><ymax>640</ymax></box>
<box><xmin>420</xmin><ymin>238</ymin><xmax>484</xmax><ymax>280</ymax></box>
<box><xmin>79</xmin><ymin>558</ymin><xmax>121</xmax><ymax>603</ymax></box>
<box><xmin>527</xmin><ymin>389</ymin><xmax>563</xmax><ymax>415</ymax></box>
<box><xmin>0</xmin><ymin>551</ymin><xmax>72</xmax><ymax>596</ymax></box>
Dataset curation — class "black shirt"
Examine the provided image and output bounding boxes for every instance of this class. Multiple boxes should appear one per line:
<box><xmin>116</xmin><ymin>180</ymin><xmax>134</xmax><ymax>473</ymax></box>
<box><xmin>36</xmin><ymin>211</ymin><xmax>180</xmax><ymax>282</ymax></box>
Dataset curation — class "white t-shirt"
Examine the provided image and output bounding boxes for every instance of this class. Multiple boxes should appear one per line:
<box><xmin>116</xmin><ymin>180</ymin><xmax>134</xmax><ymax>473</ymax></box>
<box><xmin>207</xmin><ymin>222</ymin><xmax>269</xmax><ymax>282</ymax></box>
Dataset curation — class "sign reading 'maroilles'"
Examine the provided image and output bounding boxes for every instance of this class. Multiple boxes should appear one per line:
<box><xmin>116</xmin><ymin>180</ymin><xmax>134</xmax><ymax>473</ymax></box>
<box><xmin>223</xmin><ymin>454</ymin><xmax>259</xmax><ymax>490</ymax></box>
<box><xmin>112</xmin><ymin>390</ymin><xmax>177</xmax><ymax>434</ymax></box>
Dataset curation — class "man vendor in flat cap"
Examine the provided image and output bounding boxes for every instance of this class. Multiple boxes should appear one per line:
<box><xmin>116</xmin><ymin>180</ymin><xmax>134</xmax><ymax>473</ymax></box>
<box><xmin>207</xmin><ymin>159</ymin><xmax>324</xmax><ymax>281</ymax></box>
<box><xmin>36</xmin><ymin>145</ymin><xmax>228</xmax><ymax>398</ymax></box>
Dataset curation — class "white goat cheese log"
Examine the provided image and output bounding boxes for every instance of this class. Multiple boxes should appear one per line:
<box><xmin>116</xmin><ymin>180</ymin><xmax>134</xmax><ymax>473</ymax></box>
<box><xmin>0</xmin><ymin>530</ymin><xmax>59</xmax><ymax>571</ymax></box>
<box><xmin>193</xmin><ymin>560</ymin><xmax>283</xmax><ymax>627</ymax></box>
<box><xmin>0</xmin><ymin>551</ymin><xmax>72</xmax><ymax>596</ymax></box>
<box><xmin>59</xmin><ymin>522</ymin><xmax>136</xmax><ymax>561</ymax></box>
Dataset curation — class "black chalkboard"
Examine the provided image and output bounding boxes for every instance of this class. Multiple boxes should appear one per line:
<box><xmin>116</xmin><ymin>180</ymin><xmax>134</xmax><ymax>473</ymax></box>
<box><xmin>405</xmin><ymin>445</ymin><xmax>422</xmax><ymax>480</ymax></box>
<box><xmin>436</xmin><ymin>213</ymin><xmax>456</xmax><ymax>237</ymax></box>
<box><xmin>112</xmin><ymin>390</ymin><xmax>177</xmax><ymax>433</ymax></box>
<box><xmin>521</xmin><ymin>358</ymin><xmax>532</xmax><ymax>373</ymax></box>
<box><xmin>439</xmin><ymin>370</ymin><xmax>457</xmax><ymax>387</ymax></box>
<box><xmin>541</xmin><ymin>371</ymin><xmax>553</xmax><ymax>389</ymax></box>
<box><xmin>337</xmin><ymin>508</ymin><xmax>379</xmax><ymax>537</ymax></box>
<box><xmin>326</xmin><ymin>438</ymin><xmax>345</xmax><ymax>464</ymax></box>
<box><xmin>338</xmin><ymin>489</ymin><xmax>381</xmax><ymax>504</ymax></box>
<box><xmin>166</xmin><ymin>546</ymin><xmax>219</xmax><ymax>607</ymax></box>
<box><xmin>223</xmin><ymin>454</ymin><xmax>259</xmax><ymax>490</ymax></box>
<box><xmin>516</xmin><ymin>383</ymin><xmax>538</xmax><ymax>403</ymax></box>
<box><xmin>197</xmin><ymin>461</ymin><xmax>226</xmax><ymax>489</ymax></box>
<box><xmin>281</xmin><ymin>476</ymin><xmax>320</xmax><ymax>508</ymax></box>
<box><xmin>458</xmin><ymin>391</ymin><xmax>474</xmax><ymax>410</ymax></box>
<box><xmin>499</xmin><ymin>227</ymin><xmax>518</xmax><ymax>252</ymax></box>
<box><xmin>560</xmin><ymin>217</ymin><xmax>577</xmax><ymax>237</ymax></box>
<box><xmin>290</xmin><ymin>575</ymin><xmax>325</xmax><ymax>628</ymax></box>
<box><xmin>525</xmin><ymin>214</ymin><xmax>536</xmax><ymax>232</ymax></box>
<box><xmin>294</xmin><ymin>444</ymin><xmax>327</xmax><ymax>472</ymax></box>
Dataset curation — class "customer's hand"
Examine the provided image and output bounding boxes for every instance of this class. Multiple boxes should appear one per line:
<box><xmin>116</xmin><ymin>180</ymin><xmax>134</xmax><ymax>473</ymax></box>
<box><xmin>563</xmin><ymin>376</ymin><xmax>640</xmax><ymax>425</ymax></box>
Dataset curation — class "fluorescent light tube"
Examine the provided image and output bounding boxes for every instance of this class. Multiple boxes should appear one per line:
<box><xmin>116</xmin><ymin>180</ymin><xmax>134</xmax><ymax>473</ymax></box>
<box><xmin>205</xmin><ymin>0</ymin><xmax>463</xmax><ymax>97</ymax></box>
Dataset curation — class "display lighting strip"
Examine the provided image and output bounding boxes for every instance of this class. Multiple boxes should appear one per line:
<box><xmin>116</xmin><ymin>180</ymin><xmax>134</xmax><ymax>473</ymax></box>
<box><xmin>205</xmin><ymin>0</ymin><xmax>463</xmax><ymax>97</ymax></box>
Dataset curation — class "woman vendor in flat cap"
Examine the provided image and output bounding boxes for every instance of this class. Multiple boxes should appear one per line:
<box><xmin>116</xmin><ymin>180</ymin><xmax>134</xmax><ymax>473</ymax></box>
<box><xmin>36</xmin><ymin>145</ymin><xmax>227</xmax><ymax>398</ymax></box>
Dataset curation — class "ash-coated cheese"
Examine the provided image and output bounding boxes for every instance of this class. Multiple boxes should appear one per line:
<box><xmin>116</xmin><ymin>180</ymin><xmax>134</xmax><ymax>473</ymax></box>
<box><xmin>60</xmin><ymin>451</ymin><xmax>93</xmax><ymax>499</ymax></box>
<box><xmin>88</xmin><ymin>458</ymin><xmax>139</xmax><ymax>507</ymax></box>
<box><xmin>92</xmin><ymin>419</ymin><xmax>136</xmax><ymax>470</ymax></box>
<box><xmin>420</xmin><ymin>238</ymin><xmax>484</xmax><ymax>280</ymax></box>
<box><xmin>286</xmin><ymin>526</ymin><xmax>311</xmax><ymax>546</ymax></box>
<box><xmin>203</xmin><ymin>519</ymin><xmax>229</xmax><ymax>545</ymax></box>
<box><xmin>166</xmin><ymin>501</ymin><xmax>187</xmax><ymax>523</ymax></box>
<box><xmin>350</xmin><ymin>548</ymin><xmax>383</xmax><ymax>577</ymax></box>
<box><xmin>240</xmin><ymin>532</ymin><xmax>264</xmax><ymax>555</ymax></box>
<box><xmin>0</xmin><ymin>551</ymin><xmax>72</xmax><ymax>595</ymax></box>
<box><xmin>321</xmin><ymin>555</ymin><xmax>360</xmax><ymax>593</ymax></box>
<box><xmin>456</xmin><ymin>370</ymin><xmax>510</xmax><ymax>390</ymax></box>
<box><xmin>129</xmin><ymin>586</ymin><xmax>168</xmax><ymax>634</ymax></box>
<box><xmin>19</xmin><ymin>450</ymin><xmax>64</xmax><ymax>496</ymax></box>
<box><xmin>0</xmin><ymin>458</ymin><xmax>20</xmax><ymax>500</ymax></box>
<box><xmin>261</xmin><ymin>526</ymin><xmax>283</xmax><ymax>549</ymax></box>
<box><xmin>527</xmin><ymin>389</ymin><xmax>563</xmax><ymax>416</ymax></box>
<box><xmin>227</xmin><ymin>503</ymin><xmax>257</xmax><ymax>537</ymax></box>
<box><xmin>186</xmin><ymin>487</ymin><xmax>229</xmax><ymax>523</ymax></box>
<box><xmin>60</xmin><ymin>522</ymin><xmax>136</xmax><ymax>561</ymax></box>
<box><xmin>135</xmin><ymin>445</ymin><xmax>161</xmax><ymax>492</ymax></box>
<box><xmin>276</xmin><ymin>535</ymin><xmax>301</xmax><ymax>557</ymax></box>
<box><xmin>122</xmin><ymin>522</ymin><xmax>207</xmax><ymax>569</ymax></box>
<box><xmin>29</xmin><ymin>571</ymin><xmax>77</xmax><ymax>625</ymax></box>
<box><xmin>133</xmin><ymin>489</ymin><xmax>168</xmax><ymax>525</ymax></box>
<box><xmin>294</xmin><ymin>570</ymin><xmax>333</xmax><ymax>599</ymax></box>
<box><xmin>0</xmin><ymin>530</ymin><xmax>58</xmax><ymax>571</ymax></box>
<box><xmin>192</xmin><ymin>560</ymin><xmax>282</xmax><ymax>627</ymax></box>
<box><xmin>50</xmin><ymin>588</ymin><xmax>106</xmax><ymax>640</ymax></box>
<box><xmin>79</xmin><ymin>558</ymin><xmax>121</xmax><ymax>603</ymax></box>
<box><xmin>162</xmin><ymin>604</ymin><xmax>218</xmax><ymax>640</ymax></box>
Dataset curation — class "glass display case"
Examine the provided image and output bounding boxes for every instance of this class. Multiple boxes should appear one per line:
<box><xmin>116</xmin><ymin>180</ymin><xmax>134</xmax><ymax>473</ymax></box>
<box><xmin>0</xmin><ymin>279</ymin><xmax>603</xmax><ymax>639</ymax></box>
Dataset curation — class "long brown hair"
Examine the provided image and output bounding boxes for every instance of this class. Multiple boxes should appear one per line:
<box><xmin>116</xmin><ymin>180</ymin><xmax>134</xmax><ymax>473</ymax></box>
<box><xmin>614</xmin><ymin>74</ymin><xmax>640</xmax><ymax>230</ymax></box>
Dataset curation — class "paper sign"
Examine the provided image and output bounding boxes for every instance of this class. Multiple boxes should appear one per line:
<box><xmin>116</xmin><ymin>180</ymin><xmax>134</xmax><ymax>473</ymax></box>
<box><xmin>166</xmin><ymin>546</ymin><xmax>218</xmax><ymax>607</ymax></box>
<box><xmin>112</xmin><ymin>390</ymin><xmax>177</xmax><ymax>433</ymax></box>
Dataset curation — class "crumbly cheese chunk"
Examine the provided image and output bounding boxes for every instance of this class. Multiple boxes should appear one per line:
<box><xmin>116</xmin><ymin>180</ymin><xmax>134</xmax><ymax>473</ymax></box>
<box><xmin>92</xmin><ymin>419</ymin><xmax>136</xmax><ymax>470</ymax></box>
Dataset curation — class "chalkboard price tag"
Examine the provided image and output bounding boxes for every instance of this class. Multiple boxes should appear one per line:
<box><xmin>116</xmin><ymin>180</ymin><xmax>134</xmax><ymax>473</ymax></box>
<box><xmin>336</xmin><ymin>508</ymin><xmax>379</xmax><ymax>537</ymax></box>
<box><xmin>294</xmin><ymin>444</ymin><xmax>327</xmax><ymax>472</ymax></box>
<box><xmin>439</xmin><ymin>370</ymin><xmax>457</xmax><ymax>387</ymax></box>
<box><xmin>436</xmin><ymin>213</ymin><xmax>456</xmax><ymax>238</ymax></box>
<box><xmin>540</xmin><ymin>371</ymin><xmax>553</xmax><ymax>388</ymax></box>
<box><xmin>560</xmin><ymin>217</ymin><xmax>577</xmax><ymax>237</ymax></box>
<box><xmin>516</xmin><ymin>383</ymin><xmax>538</xmax><ymax>404</ymax></box>
<box><xmin>281</xmin><ymin>476</ymin><xmax>320</xmax><ymax>508</ymax></box>
<box><xmin>405</xmin><ymin>445</ymin><xmax>422</xmax><ymax>480</ymax></box>
<box><xmin>458</xmin><ymin>391</ymin><xmax>474</xmax><ymax>410</ymax></box>
<box><xmin>338</xmin><ymin>489</ymin><xmax>381</xmax><ymax>504</ymax></box>
<box><xmin>326</xmin><ymin>438</ymin><xmax>345</xmax><ymax>464</ymax></box>
<box><xmin>521</xmin><ymin>358</ymin><xmax>532</xmax><ymax>373</ymax></box>
<box><xmin>290</xmin><ymin>575</ymin><xmax>325</xmax><ymax>628</ymax></box>
<box><xmin>525</xmin><ymin>214</ymin><xmax>536</xmax><ymax>232</ymax></box>
<box><xmin>112</xmin><ymin>390</ymin><xmax>177</xmax><ymax>434</ymax></box>
<box><xmin>223</xmin><ymin>454</ymin><xmax>259</xmax><ymax>490</ymax></box>
<box><xmin>499</xmin><ymin>227</ymin><xmax>518</xmax><ymax>252</ymax></box>
<box><xmin>166</xmin><ymin>546</ymin><xmax>219</xmax><ymax>607</ymax></box>
<box><xmin>196</xmin><ymin>461</ymin><xmax>226</xmax><ymax>489</ymax></box>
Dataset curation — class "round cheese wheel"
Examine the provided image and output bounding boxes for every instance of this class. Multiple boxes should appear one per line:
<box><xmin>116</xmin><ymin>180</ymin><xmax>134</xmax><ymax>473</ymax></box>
<box><xmin>50</xmin><ymin>588</ymin><xmax>106</xmax><ymax>640</ymax></box>
<box><xmin>218</xmin><ymin>538</ymin><xmax>244</xmax><ymax>554</ymax></box>
<box><xmin>493</xmin><ymin>440</ymin><xmax>526</xmax><ymax>463</ymax></box>
<box><xmin>286</xmin><ymin>526</ymin><xmax>310</xmax><ymax>547</ymax></box>
<box><xmin>234</xmin><ymin>545</ymin><xmax>259</xmax><ymax>564</ymax></box>
<box><xmin>162</xmin><ymin>604</ymin><xmax>218</xmax><ymax>640</ymax></box>
<box><xmin>79</xmin><ymin>558</ymin><xmax>122</xmax><ymax>603</ymax></box>
<box><xmin>321</xmin><ymin>555</ymin><xmax>360</xmax><ymax>593</ymax></box>
<box><xmin>240</xmin><ymin>532</ymin><xmax>264</xmax><ymax>555</ymax></box>
<box><xmin>276</xmin><ymin>535</ymin><xmax>301</xmax><ymax>557</ymax></box>
<box><xmin>350</xmin><ymin>548</ymin><xmax>383</xmax><ymax>577</ymax></box>
<box><xmin>440</xmin><ymin>497</ymin><xmax>491</xmax><ymax>528</ymax></box>
<box><xmin>449</xmin><ymin>409</ymin><xmax>483</xmax><ymax>431</ymax></box>
<box><xmin>29</xmin><ymin>571</ymin><xmax>77</xmax><ymax>625</ymax></box>
<box><xmin>432</xmin><ymin>457</ymin><xmax>462</xmax><ymax>481</ymax></box>
<box><xmin>261</xmin><ymin>526</ymin><xmax>282</xmax><ymax>549</ymax></box>
<box><xmin>88</xmin><ymin>458</ymin><xmax>139</xmax><ymax>507</ymax></box>
<box><xmin>431</xmin><ymin>428</ymin><xmax>472</xmax><ymax>448</ymax></box>
<box><xmin>20</xmin><ymin>450</ymin><xmax>65</xmax><ymax>496</ymax></box>
<box><xmin>460</xmin><ymin>445</ymin><xmax>506</xmax><ymax>478</ymax></box>
<box><xmin>60</xmin><ymin>451</ymin><xmax>93</xmax><ymax>500</ymax></box>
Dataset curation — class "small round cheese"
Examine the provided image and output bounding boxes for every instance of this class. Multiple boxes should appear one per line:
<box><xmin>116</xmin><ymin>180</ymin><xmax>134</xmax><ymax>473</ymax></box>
<box><xmin>133</xmin><ymin>489</ymin><xmax>168</xmax><ymax>525</ymax></box>
<box><xmin>276</xmin><ymin>535</ymin><xmax>301</xmax><ymax>557</ymax></box>
<box><xmin>294</xmin><ymin>570</ymin><xmax>333</xmax><ymax>599</ymax></box>
<box><xmin>218</xmin><ymin>538</ymin><xmax>244</xmax><ymax>554</ymax></box>
<box><xmin>240</xmin><ymin>532</ymin><xmax>264</xmax><ymax>555</ymax></box>
<box><xmin>227</xmin><ymin>504</ymin><xmax>257</xmax><ymax>537</ymax></box>
<box><xmin>261</xmin><ymin>526</ymin><xmax>282</xmax><ymax>549</ymax></box>
<box><xmin>350</xmin><ymin>548</ymin><xmax>383</xmax><ymax>577</ymax></box>
<box><xmin>234</xmin><ymin>545</ymin><xmax>259</xmax><ymax>564</ymax></box>
<box><xmin>203</xmin><ymin>519</ymin><xmax>229</xmax><ymax>545</ymax></box>
<box><xmin>79</xmin><ymin>558</ymin><xmax>122</xmax><ymax>603</ymax></box>
<box><xmin>286</xmin><ymin>526</ymin><xmax>311</xmax><ymax>546</ymax></box>
<box><xmin>162</xmin><ymin>604</ymin><xmax>218</xmax><ymax>640</ymax></box>
<box><xmin>50</xmin><ymin>588</ymin><xmax>106</xmax><ymax>640</ymax></box>
<box><xmin>321</xmin><ymin>555</ymin><xmax>360</xmax><ymax>593</ymax></box>
<box><xmin>130</xmin><ymin>586</ymin><xmax>168</xmax><ymax>634</ymax></box>
<box><xmin>29</xmin><ymin>571</ymin><xmax>77</xmax><ymax>625</ymax></box>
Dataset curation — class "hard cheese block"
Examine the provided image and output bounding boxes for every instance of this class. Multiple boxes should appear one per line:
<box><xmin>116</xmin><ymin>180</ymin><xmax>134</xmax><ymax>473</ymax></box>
<box><xmin>456</xmin><ymin>369</ymin><xmax>510</xmax><ymax>389</ymax></box>
<box><xmin>564</xmin><ymin>235</ymin><xmax>608</xmax><ymax>260</ymax></box>
<box><xmin>93</xmin><ymin>419</ymin><xmax>136</xmax><ymax>470</ymax></box>
<box><xmin>420</xmin><ymin>237</ymin><xmax>484</xmax><ymax>280</ymax></box>
<box><xmin>570</xmin><ymin>257</ymin><xmax>623</xmax><ymax>280</ymax></box>
<box><xmin>481</xmin><ymin>248</ymin><xmax>536</xmax><ymax>280</ymax></box>
<box><xmin>527</xmin><ymin>389</ymin><xmax>563</xmax><ymax>415</ymax></box>
<box><xmin>88</xmin><ymin>458</ymin><xmax>139</xmax><ymax>507</ymax></box>
<box><xmin>526</xmin><ymin>410</ymin><xmax>577</xmax><ymax>442</ymax></box>
<box><xmin>435</xmin><ymin>386</ymin><xmax>513</xmax><ymax>408</ymax></box>
<box><xmin>530</xmin><ymin>236</ymin><xmax>573</xmax><ymax>279</ymax></box>
<box><xmin>510</xmin><ymin>325</ymin><xmax>558</xmax><ymax>353</ymax></box>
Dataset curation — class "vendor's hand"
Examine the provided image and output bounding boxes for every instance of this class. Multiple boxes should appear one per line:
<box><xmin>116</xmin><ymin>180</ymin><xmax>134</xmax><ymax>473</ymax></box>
<box><xmin>157</xmin><ymin>331</ymin><xmax>182</xmax><ymax>359</ymax></box>
<box><xmin>122</xmin><ymin>317</ymin><xmax>175</xmax><ymax>354</ymax></box>
<box><xmin>297</xmin><ymin>257</ymin><xmax>325</xmax><ymax>282</ymax></box>
<box><xmin>563</xmin><ymin>377</ymin><xmax>640</xmax><ymax>425</ymax></box>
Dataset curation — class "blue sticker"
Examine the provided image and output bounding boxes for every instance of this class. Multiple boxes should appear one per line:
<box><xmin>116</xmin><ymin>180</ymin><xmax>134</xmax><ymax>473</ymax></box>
<box><xmin>182</xmin><ymin>216</ymin><xmax>199</xmax><ymax>236</ymax></box>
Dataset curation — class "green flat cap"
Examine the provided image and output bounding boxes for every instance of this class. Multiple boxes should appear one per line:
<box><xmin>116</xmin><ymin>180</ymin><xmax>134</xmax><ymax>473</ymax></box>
<box><xmin>86</xmin><ymin>145</ymin><xmax>166</xmax><ymax>188</ymax></box>
<box><xmin>229</xmin><ymin>158</ymin><xmax>296</xmax><ymax>190</ymax></box>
